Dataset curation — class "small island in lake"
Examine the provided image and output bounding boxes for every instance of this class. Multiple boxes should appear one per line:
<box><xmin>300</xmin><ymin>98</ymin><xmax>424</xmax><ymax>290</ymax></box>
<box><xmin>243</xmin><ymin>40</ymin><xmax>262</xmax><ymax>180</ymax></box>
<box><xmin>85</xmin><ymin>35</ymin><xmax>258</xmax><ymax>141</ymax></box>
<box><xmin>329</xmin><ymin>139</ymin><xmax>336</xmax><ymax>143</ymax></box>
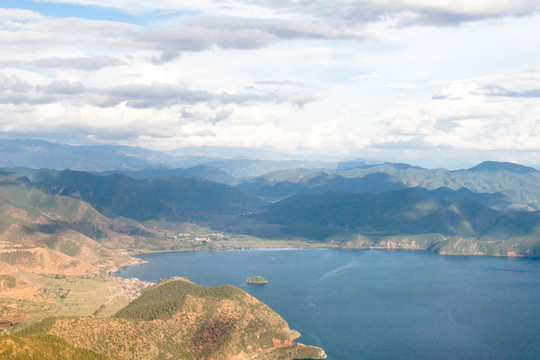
<box><xmin>246</xmin><ymin>276</ymin><xmax>268</xmax><ymax>284</ymax></box>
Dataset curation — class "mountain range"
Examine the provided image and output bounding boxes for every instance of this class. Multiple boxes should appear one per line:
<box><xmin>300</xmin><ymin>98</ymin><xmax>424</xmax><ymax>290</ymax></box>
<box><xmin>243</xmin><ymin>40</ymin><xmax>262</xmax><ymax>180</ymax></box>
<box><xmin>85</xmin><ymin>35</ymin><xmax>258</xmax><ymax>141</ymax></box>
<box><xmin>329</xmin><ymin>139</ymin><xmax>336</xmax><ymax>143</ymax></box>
<box><xmin>2</xmin><ymin>139</ymin><xmax>540</xmax><ymax>359</ymax></box>
<box><xmin>255</xmin><ymin>188</ymin><xmax>540</xmax><ymax>256</ymax></box>
<box><xmin>2</xmin><ymin>162</ymin><xmax>537</xmax><ymax>257</ymax></box>
<box><xmin>0</xmin><ymin>139</ymin><xmax>338</xmax><ymax>176</ymax></box>
<box><xmin>237</xmin><ymin>161</ymin><xmax>540</xmax><ymax>211</ymax></box>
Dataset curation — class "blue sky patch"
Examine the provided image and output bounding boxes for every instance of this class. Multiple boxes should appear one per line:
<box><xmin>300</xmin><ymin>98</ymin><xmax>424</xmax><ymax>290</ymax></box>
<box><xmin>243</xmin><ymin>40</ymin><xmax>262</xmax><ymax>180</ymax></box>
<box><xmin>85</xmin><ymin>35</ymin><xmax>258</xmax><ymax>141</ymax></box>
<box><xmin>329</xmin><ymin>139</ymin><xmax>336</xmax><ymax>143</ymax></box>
<box><xmin>1</xmin><ymin>0</ymin><xmax>195</xmax><ymax>25</ymax></box>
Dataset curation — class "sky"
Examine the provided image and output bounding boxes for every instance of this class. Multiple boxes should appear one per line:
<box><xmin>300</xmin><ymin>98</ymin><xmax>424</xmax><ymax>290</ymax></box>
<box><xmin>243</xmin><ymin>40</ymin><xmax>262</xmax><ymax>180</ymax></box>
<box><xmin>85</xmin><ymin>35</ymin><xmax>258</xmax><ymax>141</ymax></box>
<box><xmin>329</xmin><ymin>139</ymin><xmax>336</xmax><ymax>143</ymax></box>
<box><xmin>1</xmin><ymin>0</ymin><xmax>540</xmax><ymax>168</ymax></box>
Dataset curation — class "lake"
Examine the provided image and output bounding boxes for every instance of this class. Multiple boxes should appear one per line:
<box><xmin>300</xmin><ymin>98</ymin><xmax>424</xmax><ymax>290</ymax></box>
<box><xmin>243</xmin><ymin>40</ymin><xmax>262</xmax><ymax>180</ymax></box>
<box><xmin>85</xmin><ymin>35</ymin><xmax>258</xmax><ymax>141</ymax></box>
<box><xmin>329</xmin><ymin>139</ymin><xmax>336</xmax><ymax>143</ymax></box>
<box><xmin>117</xmin><ymin>249</ymin><xmax>540</xmax><ymax>360</ymax></box>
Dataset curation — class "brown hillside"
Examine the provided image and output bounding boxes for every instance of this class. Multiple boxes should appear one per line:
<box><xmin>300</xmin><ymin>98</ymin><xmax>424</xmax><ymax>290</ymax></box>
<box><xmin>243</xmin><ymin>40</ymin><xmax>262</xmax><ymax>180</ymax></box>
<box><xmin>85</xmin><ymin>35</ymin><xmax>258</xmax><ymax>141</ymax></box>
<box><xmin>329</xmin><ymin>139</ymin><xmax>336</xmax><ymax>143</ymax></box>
<box><xmin>0</xmin><ymin>247</ymin><xmax>98</xmax><ymax>276</ymax></box>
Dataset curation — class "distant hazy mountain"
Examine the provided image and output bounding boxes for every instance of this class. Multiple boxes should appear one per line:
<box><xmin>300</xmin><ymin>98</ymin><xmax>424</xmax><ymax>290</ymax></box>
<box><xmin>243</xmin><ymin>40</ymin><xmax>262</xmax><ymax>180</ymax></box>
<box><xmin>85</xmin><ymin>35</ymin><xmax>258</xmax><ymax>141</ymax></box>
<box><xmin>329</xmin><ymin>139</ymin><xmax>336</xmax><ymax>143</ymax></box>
<box><xmin>0</xmin><ymin>139</ymin><xmax>170</xmax><ymax>171</ymax></box>
<box><xmin>0</xmin><ymin>139</ymin><xmax>340</xmax><ymax>176</ymax></box>
<box><xmin>98</xmin><ymin>165</ymin><xmax>239</xmax><ymax>185</ymax></box>
<box><xmin>467</xmin><ymin>161</ymin><xmax>538</xmax><ymax>173</ymax></box>
<box><xmin>167</xmin><ymin>145</ymin><xmax>302</xmax><ymax>161</ymax></box>
<box><xmin>204</xmin><ymin>159</ymin><xmax>337</xmax><ymax>177</ymax></box>
<box><xmin>236</xmin><ymin>161</ymin><xmax>540</xmax><ymax>211</ymax></box>
<box><xmin>2</xmin><ymin>139</ymin><xmax>539</xmax><ymax>210</ymax></box>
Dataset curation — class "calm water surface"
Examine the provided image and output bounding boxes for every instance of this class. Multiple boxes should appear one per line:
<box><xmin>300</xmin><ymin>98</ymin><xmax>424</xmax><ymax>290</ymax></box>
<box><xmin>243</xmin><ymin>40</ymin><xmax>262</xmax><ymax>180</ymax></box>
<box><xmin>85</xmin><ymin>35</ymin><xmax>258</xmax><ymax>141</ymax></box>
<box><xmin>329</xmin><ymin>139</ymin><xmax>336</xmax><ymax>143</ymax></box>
<box><xmin>118</xmin><ymin>249</ymin><xmax>540</xmax><ymax>360</ymax></box>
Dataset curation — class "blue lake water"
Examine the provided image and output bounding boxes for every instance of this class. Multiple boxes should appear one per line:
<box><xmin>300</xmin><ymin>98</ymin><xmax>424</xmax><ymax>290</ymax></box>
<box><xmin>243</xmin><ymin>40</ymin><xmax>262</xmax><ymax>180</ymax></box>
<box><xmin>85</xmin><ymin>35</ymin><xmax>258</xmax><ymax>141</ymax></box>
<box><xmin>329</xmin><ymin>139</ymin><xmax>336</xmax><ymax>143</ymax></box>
<box><xmin>117</xmin><ymin>249</ymin><xmax>540</xmax><ymax>360</ymax></box>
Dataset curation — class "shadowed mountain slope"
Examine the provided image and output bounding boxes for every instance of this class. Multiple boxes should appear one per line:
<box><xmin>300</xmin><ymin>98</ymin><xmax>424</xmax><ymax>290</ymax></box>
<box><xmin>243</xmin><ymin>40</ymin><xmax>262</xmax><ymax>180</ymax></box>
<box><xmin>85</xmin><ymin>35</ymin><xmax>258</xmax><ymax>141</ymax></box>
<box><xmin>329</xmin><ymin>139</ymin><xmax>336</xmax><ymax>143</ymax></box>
<box><xmin>237</xmin><ymin>170</ymin><xmax>406</xmax><ymax>200</ymax></box>
<box><xmin>32</xmin><ymin>170</ymin><xmax>264</xmax><ymax>222</ymax></box>
<box><xmin>256</xmin><ymin>189</ymin><xmax>540</xmax><ymax>256</ymax></box>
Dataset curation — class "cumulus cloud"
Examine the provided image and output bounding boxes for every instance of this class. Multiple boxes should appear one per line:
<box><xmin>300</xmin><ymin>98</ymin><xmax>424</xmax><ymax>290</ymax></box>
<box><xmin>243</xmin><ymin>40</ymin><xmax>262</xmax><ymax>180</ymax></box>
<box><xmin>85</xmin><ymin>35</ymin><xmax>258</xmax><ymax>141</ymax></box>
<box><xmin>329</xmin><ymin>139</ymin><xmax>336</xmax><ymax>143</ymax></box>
<box><xmin>234</xmin><ymin>0</ymin><xmax>540</xmax><ymax>27</ymax></box>
<box><xmin>209</xmin><ymin>109</ymin><xmax>233</xmax><ymax>124</ymax></box>
<box><xmin>378</xmin><ymin>74</ymin><xmax>540</xmax><ymax>153</ymax></box>
<box><xmin>39</xmin><ymin>80</ymin><xmax>85</xmax><ymax>95</ymax></box>
<box><xmin>0</xmin><ymin>8</ymin><xmax>377</xmax><ymax>67</ymax></box>
<box><xmin>0</xmin><ymin>9</ymin><xmax>138</xmax><ymax>53</ymax></box>
<box><xmin>129</xmin><ymin>16</ymin><xmax>376</xmax><ymax>61</ymax></box>
<box><xmin>3</xmin><ymin>1</ymin><xmax>536</xmax><ymax>66</ymax></box>
<box><xmin>32</xmin><ymin>0</ymin><xmax>540</xmax><ymax>25</ymax></box>
<box><xmin>0</xmin><ymin>73</ymin><xmax>32</xmax><ymax>92</ymax></box>
<box><xmin>0</xmin><ymin>72</ymin><xmax>316</xmax><ymax>110</ymax></box>
<box><xmin>0</xmin><ymin>56</ymin><xmax>123</xmax><ymax>71</ymax></box>
<box><xmin>179</xmin><ymin>108</ymin><xmax>232</xmax><ymax>125</ymax></box>
<box><xmin>255</xmin><ymin>80</ymin><xmax>304</xmax><ymax>86</ymax></box>
<box><xmin>479</xmin><ymin>85</ymin><xmax>540</xmax><ymax>98</ymax></box>
<box><xmin>1</xmin><ymin>1</ymin><xmax>540</xmax><ymax>168</ymax></box>
<box><xmin>24</xmin><ymin>56</ymin><xmax>123</xmax><ymax>70</ymax></box>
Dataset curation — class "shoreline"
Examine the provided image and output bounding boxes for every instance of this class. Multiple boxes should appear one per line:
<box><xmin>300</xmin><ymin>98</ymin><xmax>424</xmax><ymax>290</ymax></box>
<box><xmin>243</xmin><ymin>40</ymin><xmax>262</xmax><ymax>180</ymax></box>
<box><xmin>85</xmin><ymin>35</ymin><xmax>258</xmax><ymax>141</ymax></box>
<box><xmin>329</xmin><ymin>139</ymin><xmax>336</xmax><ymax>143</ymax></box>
<box><xmin>118</xmin><ymin>244</ymin><xmax>539</xmax><ymax>272</ymax></box>
<box><xmin>114</xmin><ymin>245</ymin><xmax>540</xmax><ymax>279</ymax></box>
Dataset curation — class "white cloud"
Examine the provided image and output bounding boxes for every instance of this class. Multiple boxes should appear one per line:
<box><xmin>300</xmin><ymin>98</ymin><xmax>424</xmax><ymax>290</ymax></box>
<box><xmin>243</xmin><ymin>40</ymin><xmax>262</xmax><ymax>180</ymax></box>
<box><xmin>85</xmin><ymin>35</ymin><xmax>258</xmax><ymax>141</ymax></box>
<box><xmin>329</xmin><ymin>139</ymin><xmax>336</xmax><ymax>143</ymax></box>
<box><xmin>0</xmin><ymin>56</ymin><xmax>125</xmax><ymax>70</ymax></box>
<box><xmin>377</xmin><ymin>73</ymin><xmax>540</xmax><ymax>153</ymax></box>
<box><xmin>0</xmin><ymin>1</ymin><xmax>540</xmax><ymax>168</ymax></box>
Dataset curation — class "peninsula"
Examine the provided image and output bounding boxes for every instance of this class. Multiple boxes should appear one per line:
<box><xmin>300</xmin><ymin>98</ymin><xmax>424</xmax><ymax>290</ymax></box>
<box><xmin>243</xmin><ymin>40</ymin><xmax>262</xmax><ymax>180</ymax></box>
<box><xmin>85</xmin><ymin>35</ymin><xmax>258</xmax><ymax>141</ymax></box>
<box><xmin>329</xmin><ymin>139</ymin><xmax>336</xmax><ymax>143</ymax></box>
<box><xmin>2</xmin><ymin>278</ymin><xmax>326</xmax><ymax>360</ymax></box>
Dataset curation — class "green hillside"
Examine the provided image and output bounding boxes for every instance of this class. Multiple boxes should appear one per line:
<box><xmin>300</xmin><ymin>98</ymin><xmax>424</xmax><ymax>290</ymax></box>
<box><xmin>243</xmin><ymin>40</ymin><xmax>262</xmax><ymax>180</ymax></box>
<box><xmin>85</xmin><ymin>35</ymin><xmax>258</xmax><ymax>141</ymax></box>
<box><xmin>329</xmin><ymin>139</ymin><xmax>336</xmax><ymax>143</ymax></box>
<box><xmin>114</xmin><ymin>279</ymin><xmax>244</xmax><ymax>321</ymax></box>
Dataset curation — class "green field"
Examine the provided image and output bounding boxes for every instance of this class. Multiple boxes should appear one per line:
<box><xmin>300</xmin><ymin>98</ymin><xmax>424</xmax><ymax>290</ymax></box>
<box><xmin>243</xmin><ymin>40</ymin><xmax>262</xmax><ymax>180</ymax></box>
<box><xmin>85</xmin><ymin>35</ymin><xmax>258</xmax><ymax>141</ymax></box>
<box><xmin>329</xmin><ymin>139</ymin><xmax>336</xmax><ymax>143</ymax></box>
<box><xmin>1</xmin><ymin>275</ymin><xmax>144</xmax><ymax>332</ymax></box>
